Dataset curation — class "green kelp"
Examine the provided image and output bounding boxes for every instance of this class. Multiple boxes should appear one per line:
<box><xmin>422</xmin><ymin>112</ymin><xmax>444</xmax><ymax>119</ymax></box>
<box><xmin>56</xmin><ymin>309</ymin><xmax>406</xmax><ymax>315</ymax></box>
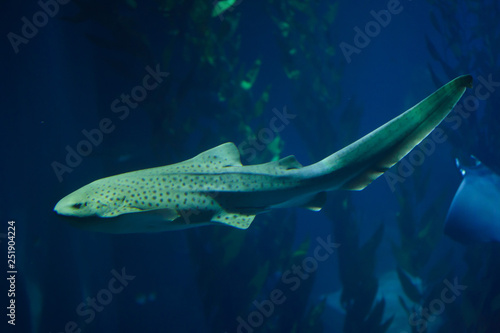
<box><xmin>212</xmin><ymin>0</ymin><xmax>240</xmax><ymax>18</ymax></box>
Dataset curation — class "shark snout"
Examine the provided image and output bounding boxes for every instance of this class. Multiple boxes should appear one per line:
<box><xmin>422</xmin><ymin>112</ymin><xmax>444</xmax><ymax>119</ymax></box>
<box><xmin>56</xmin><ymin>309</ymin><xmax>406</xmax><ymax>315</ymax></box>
<box><xmin>54</xmin><ymin>193</ymin><xmax>88</xmax><ymax>217</ymax></box>
<box><xmin>53</xmin><ymin>197</ymin><xmax>74</xmax><ymax>216</ymax></box>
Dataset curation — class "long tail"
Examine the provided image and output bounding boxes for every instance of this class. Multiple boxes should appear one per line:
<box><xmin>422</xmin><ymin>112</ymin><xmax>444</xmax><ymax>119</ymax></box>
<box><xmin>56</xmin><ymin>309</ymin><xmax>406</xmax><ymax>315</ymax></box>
<box><xmin>303</xmin><ymin>75</ymin><xmax>473</xmax><ymax>190</ymax></box>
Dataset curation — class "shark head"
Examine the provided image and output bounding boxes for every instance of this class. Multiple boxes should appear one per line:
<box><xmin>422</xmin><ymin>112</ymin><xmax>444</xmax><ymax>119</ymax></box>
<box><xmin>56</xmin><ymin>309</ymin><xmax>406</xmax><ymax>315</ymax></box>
<box><xmin>54</xmin><ymin>179</ymin><xmax>127</xmax><ymax>218</ymax></box>
<box><xmin>53</xmin><ymin>173</ymin><xmax>216</xmax><ymax>233</ymax></box>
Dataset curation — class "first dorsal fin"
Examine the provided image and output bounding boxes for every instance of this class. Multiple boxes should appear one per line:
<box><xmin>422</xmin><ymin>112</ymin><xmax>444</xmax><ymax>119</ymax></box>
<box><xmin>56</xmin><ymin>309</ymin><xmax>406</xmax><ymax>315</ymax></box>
<box><xmin>191</xmin><ymin>142</ymin><xmax>242</xmax><ymax>168</ymax></box>
<box><xmin>154</xmin><ymin>142</ymin><xmax>242</xmax><ymax>174</ymax></box>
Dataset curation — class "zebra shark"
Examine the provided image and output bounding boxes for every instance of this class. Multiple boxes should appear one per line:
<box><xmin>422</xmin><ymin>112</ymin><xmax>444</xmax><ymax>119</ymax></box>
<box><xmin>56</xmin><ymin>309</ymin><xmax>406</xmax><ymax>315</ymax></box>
<box><xmin>54</xmin><ymin>75</ymin><xmax>472</xmax><ymax>233</ymax></box>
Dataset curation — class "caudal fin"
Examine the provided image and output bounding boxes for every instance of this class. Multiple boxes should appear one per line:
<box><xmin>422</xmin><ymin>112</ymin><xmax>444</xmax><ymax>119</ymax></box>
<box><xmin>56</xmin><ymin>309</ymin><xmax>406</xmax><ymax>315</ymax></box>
<box><xmin>309</xmin><ymin>75</ymin><xmax>473</xmax><ymax>190</ymax></box>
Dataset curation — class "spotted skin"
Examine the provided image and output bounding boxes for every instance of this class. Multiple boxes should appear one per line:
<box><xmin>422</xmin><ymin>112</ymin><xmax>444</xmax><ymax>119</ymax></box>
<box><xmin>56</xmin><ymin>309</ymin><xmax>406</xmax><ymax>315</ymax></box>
<box><xmin>55</xmin><ymin>144</ymin><xmax>308</xmax><ymax>231</ymax></box>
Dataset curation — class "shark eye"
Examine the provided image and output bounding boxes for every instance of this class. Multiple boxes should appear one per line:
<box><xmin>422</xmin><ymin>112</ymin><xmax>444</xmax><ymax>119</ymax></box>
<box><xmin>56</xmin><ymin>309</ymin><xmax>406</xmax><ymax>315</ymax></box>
<box><xmin>72</xmin><ymin>203</ymin><xmax>82</xmax><ymax>209</ymax></box>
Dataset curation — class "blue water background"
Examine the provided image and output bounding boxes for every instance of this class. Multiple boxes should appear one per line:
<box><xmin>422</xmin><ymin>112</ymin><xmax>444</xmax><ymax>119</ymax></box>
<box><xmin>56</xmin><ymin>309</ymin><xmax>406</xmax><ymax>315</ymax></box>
<box><xmin>0</xmin><ymin>0</ymin><xmax>493</xmax><ymax>332</ymax></box>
